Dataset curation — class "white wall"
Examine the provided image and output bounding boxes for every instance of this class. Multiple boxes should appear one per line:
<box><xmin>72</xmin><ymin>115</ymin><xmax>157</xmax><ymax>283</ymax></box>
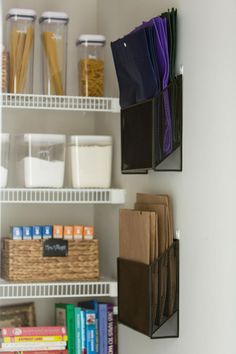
<box><xmin>96</xmin><ymin>0</ymin><xmax>236</xmax><ymax>353</ymax></box>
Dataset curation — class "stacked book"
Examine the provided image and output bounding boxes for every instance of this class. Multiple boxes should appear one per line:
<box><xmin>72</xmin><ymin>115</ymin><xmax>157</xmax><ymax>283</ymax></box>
<box><xmin>0</xmin><ymin>326</ymin><xmax>68</xmax><ymax>353</ymax></box>
<box><xmin>55</xmin><ymin>302</ymin><xmax>118</xmax><ymax>354</ymax></box>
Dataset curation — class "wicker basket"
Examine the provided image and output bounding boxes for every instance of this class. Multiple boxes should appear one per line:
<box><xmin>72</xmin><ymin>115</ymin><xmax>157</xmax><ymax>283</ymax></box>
<box><xmin>1</xmin><ymin>239</ymin><xmax>99</xmax><ymax>282</ymax></box>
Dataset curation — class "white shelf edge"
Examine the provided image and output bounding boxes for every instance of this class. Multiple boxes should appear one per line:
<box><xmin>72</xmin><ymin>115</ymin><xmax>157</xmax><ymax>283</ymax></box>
<box><xmin>0</xmin><ymin>93</ymin><xmax>120</xmax><ymax>113</ymax></box>
<box><xmin>0</xmin><ymin>188</ymin><xmax>126</xmax><ymax>204</ymax></box>
<box><xmin>0</xmin><ymin>278</ymin><xmax>118</xmax><ymax>299</ymax></box>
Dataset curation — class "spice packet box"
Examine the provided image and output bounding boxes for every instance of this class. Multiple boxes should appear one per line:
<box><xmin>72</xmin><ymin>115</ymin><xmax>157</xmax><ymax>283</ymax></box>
<box><xmin>32</xmin><ymin>225</ymin><xmax>43</xmax><ymax>239</ymax></box>
<box><xmin>10</xmin><ymin>226</ymin><xmax>23</xmax><ymax>240</ymax></box>
<box><xmin>64</xmin><ymin>225</ymin><xmax>73</xmax><ymax>240</ymax></box>
<box><xmin>84</xmin><ymin>226</ymin><xmax>94</xmax><ymax>240</ymax></box>
<box><xmin>42</xmin><ymin>225</ymin><xmax>53</xmax><ymax>239</ymax></box>
<box><xmin>73</xmin><ymin>225</ymin><xmax>84</xmax><ymax>240</ymax></box>
<box><xmin>53</xmin><ymin>224</ymin><xmax>64</xmax><ymax>239</ymax></box>
<box><xmin>22</xmin><ymin>226</ymin><xmax>33</xmax><ymax>240</ymax></box>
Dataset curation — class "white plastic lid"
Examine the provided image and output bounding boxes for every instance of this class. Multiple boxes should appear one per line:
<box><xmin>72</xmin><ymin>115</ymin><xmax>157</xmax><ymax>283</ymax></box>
<box><xmin>6</xmin><ymin>8</ymin><xmax>36</xmax><ymax>21</ymax></box>
<box><xmin>69</xmin><ymin>135</ymin><xmax>112</xmax><ymax>145</ymax></box>
<box><xmin>23</xmin><ymin>134</ymin><xmax>66</xmax><ymax>144</ymax></box>
<box><xmin>76</xmin><ymin>34</ymin><xmax>106</xmax><ymax>46</ymax></box>
<box><xmin>39</xmin><ymin>11</ymin><xmax>69</xmax><ymax>24</ymax></box>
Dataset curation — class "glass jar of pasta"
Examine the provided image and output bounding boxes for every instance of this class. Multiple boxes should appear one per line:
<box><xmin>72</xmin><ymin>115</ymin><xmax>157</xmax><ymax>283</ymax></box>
<box><xmin>76</xmin><ymin>34</ymin><xmax>106</xmax><ymax>97</ymax></box>
<box><xmin>6</xmin><ymin>8</ymin><xmax>36</xmax><ymax>94</ymax></box>
<box><xmin>39</xmin><ymin>12</ymin><xmax>69</xmax><ymax>96</ymax></box>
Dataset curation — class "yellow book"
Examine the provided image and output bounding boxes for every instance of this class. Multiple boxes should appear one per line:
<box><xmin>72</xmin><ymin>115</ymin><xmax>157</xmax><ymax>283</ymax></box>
<box><xmin>2</xmin><ymin>335</ymin><xmax>68</xmax><ymax>343</ymax></box>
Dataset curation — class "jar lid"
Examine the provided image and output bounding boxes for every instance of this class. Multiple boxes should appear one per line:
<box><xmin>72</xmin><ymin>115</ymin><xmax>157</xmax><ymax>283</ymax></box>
<box><xmin>6</xmin><ymin>8</ymin><xmax>36</xmax><ymax>21</ymax></box>
<box><xmin>69</xmin><ymin>135</ymin><xmax>112</xmax><ymax>145</ymax></box>
<box><xmin>76</xmin><ymin>34</ymin><xmax>106</xmax><ymax>46</ymax></box>
<box><xmin>23</xmin><ymin>134</ymin><xmax>66</xmax><ymax>144</ymax></box>
<box><xmin>39</xmin><ymin>11</ymin><xmax>69</xmax><ymax>24</ymax></box>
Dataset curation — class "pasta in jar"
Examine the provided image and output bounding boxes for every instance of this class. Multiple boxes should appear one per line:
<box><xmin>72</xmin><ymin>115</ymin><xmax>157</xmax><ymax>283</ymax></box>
<box><xmin>79</xmin><ymin>58</ymin><xmax>104</xmax><ymax>97</ymax></box>
<box><xmin>76</xmin><ymin>34</ymin><xmax>106</xmax><ymax>97</ymax></box>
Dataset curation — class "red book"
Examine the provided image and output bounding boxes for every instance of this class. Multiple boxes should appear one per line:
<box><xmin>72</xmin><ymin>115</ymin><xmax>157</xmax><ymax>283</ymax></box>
<box><xmin>0</xmin><ymin>351</ymin><xmax>68</xmax><ymax>354</ymax></box>
<box><xmin>0</xmin><ymin>327</ymin><xmax>66</xmax><ymax>337</ymax></box>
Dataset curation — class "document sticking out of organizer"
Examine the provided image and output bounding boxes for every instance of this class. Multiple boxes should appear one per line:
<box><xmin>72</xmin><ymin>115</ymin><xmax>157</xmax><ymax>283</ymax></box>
<box><xmin>118</xmin><ymin>193</ymin><xmax>179</xmax><ymax>338</ymax></box>
<box><xmin>111</xmin><ymin>8</ymin><xmax>182</xmax><ymax>173</ymax></box>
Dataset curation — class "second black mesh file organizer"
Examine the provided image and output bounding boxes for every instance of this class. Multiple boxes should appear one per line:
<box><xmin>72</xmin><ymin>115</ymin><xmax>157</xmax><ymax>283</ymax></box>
<box><xmin>118</xmin><ymin>240</ymin><xmax>179</xmax><ymax>338</ymax></box>
<box><xmin>121</xmin><ymin>75</ymin><xmax>182</xmax><ymax>173</ymax></box>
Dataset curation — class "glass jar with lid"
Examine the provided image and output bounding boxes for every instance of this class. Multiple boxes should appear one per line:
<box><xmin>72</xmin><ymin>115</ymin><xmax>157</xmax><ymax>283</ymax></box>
<box><xmin>76</xmin><ymin>34</ymin><xmax>106</xmax><ymax>97</ymax></box>
<box><xmin>6</xmin><ymin>8</ymin><xmax>36</xmax><ymax>93</ymax></box>
<box><xmin>68</xmin><ymin>135</ymin><xmax>112</xmax><ymax>188</ymax></box>
<box><xmin>39</xmin><ymin>12</ymin><xmax>69</xmax><ymax>96</ymax></box>
<box><xmin>16</xmin><ymin>134</ymin><xmax>66</xmax><ymax>188</ymax></box>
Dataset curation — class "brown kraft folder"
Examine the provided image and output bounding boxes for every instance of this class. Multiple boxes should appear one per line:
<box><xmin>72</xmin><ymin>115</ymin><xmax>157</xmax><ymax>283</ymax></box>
<box><xmin>119</xmin><ymin>208</ymin><xmax>158</xmax><ymax>331</ymax></box>
<box><xmin>136</xmin><ymin>194</ymin><xmax>176</xmax><ymax>323</ymax></box>
<box><xmin>136</xmin><ymin>193</ymin><xmax>174</xmax><ymax>248</ymax></box>
<box><xmin>119</xmin><ymin>209</ymin><xmax>157</xmax><ymax>264</ymax></box>
<box><xmin>135</xmin><ymin>202</ymin><xmax>166</xmax><ymax>256</ymax></box>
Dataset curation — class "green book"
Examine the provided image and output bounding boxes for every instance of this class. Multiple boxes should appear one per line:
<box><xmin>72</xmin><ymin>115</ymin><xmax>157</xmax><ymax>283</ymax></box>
<box><xmin>55</xmin><ymin>303</ymin><xmax>75</xmax><ymax>354</ymax></box>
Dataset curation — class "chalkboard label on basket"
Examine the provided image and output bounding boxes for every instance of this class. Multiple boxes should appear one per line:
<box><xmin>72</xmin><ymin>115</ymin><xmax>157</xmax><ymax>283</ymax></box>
<box><xmin>43</xmin><ymin>239</ymin><xmax>68</xmax><ymax>257</ymax></box>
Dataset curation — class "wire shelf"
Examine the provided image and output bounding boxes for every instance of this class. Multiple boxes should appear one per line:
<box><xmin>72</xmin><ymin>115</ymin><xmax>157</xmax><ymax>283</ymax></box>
<box><xmin>0</xmin><ymin>93</ymin><xmax>120</xmax><ymax>113</ymax></box>
<box><xmin>0</xmin><ymin>278</ymin><xmax>117</xmax><ymax>299</ymax></box>
<box><xmin>0</xmin><ymin>188</ymin><xmax>126</xmax><ymax>204</ymax></box>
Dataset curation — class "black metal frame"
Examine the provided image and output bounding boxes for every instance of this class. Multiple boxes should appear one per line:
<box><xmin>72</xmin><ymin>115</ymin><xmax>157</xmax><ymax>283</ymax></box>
<box><xmin>121</xmin><ymin>76</ymin><xmax>182</xmax><ymax>174</ymax></box>
<box><xmin>117</xmin><ymin>240</ymin><xmax>179</xmax><ymax>338</ymax></box>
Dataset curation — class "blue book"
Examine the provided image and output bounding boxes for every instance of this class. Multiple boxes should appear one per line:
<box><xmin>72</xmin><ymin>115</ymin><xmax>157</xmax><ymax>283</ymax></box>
<box><xmin>75</xmin><ymin>307</ymin><xmax>82</xmax><ymax>354</ymax></box>
<box><xmin>78</xmin><ymin>301</ymin><xmax>98</xmax><ymax>354</ymax></box>
<box><xmin>85</xmin><ymin>309</ymin><xmax>96</xmax><ymax>354</ymax></box>
<box><xmin>80</xmin><ymin>309</ymin><xmax>86</xmax><ymax>354</ymax></box>
<box><xmin>98</xmin><ymin>303</ymin><xmax>108</xmax><ymax>354</ymax></box>
<box><xmin>107</xmin><ymin>304</ymin><xmax>114</xmax><ymax>354</ymax></box>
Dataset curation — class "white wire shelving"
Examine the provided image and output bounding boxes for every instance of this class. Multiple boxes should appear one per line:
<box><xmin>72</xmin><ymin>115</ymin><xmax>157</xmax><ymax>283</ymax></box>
<box><xmin>0</xmin><ymin>188</ymin><xmax>126</xmax><ymax>204</ymax></box>
<box><xmin>0</xmin><ymin>278</ymin><xmax>117</xmax><ymax>299</ymax></box>
<box><xmin>0</xmin><ymin>93</ymin><xmax>120</xmax><ymax>113</ymax></box>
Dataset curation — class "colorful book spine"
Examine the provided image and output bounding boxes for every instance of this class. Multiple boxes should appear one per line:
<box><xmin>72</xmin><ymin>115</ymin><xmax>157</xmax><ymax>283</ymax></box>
<box><xmin>1</xmin><ymin>336</ymin><xmax>68</xmax><ymax>343</ymax></box>
<box><xmin>85</xmin><ymin>310</ymin><xmax>96</xmax><ymax>354</ymax></box>
<box><xmin>98</xmin><ymin>303</ymin><xmax>107</xmax><ymax>354</ymax></box>
<box><xmin>74</xmin><ymin>307</ymin><xmax>82</xmax><ymax>354</ymax></box>
<box><xmin>0</xmin><ymin>342</ymin><xmax>67</xmax><ymax>350</ymax></box>
<box><xmin>107</xmin><ymin>304</ymin><xmax>114</xmax><ymax>354</ymax></box>
<box><xmin>55</xmin><ymin>304</ymin><xmax>75</xmax><ymax>354</ymax></box>
<box><xmin>0</xmin><ymin>327</ymin><xmax>66</xmax><ymax>337</ymax></box>
<box><xmin>78</xmin><ymin>300</ymin><xmax>98</xmax><ymax>354</ymax></box>
<box><xmin>0</xmin><ymin>347</ymin><xmax>66</xmax><ymax>352</ymax></box>
<box><xmin>113</xmin><ymin>306</ymin><xmax>118</xmax><ymax>354</ymax></box>
<box><xmin>80</xmin><ymin>310</ymin><xmax>86</xmax><ymax>354</ymax></box>
<box><xmin>0</xmin><ymin>351</ymin><xmax>68</xmax><ymax>354</ymax></box>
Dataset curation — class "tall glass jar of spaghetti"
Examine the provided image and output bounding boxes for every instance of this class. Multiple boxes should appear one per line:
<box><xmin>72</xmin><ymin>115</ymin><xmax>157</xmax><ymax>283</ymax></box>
<box><xmin>76</xmin><ymin>34</ymin><xmax>106</xmax><ymax>97</ymax></box>
<box><xmin>6</xmin><ymin>8</ymin><xmax>36</xmax><ymax>94</ymax></box>
<box><xmin>39</xmin><ymin>12</ymin><xmax>69</xmax><ymax>96</ymax></box>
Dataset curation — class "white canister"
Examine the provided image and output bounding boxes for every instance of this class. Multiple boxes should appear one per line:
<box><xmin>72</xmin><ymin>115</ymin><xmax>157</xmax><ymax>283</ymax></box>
<box><xmin>68</xmin><ymin>135</ymin><xmax>112</xmax><ymax>188</ymax></box>
<box><xmin>16</xmin><ymin>134</ymin><xmax>66</xmax><ymax>188</ymax></box>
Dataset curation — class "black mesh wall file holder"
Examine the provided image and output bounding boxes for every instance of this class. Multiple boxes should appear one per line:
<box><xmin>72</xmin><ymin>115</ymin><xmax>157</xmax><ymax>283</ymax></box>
<box><xmin>121</xmin><ymin>75</ymin><xmax>182</xmax><ymax>174</ymax></box>
<box><xmin>117</xmin><ymin>240</ymin><xmax>179</xmax><ymax>338</ymax></box>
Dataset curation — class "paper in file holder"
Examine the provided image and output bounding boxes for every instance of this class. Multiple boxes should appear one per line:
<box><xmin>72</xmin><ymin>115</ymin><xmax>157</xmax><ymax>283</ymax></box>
<box><xmin>117</xmin><ymin>240</ymin><xmax>179</xmax><ymax>338</ymax></box>
<box><xmin>121</xmin><ymin>75</ymin><xmax>182</xmax><ymax>174</ymax></box>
